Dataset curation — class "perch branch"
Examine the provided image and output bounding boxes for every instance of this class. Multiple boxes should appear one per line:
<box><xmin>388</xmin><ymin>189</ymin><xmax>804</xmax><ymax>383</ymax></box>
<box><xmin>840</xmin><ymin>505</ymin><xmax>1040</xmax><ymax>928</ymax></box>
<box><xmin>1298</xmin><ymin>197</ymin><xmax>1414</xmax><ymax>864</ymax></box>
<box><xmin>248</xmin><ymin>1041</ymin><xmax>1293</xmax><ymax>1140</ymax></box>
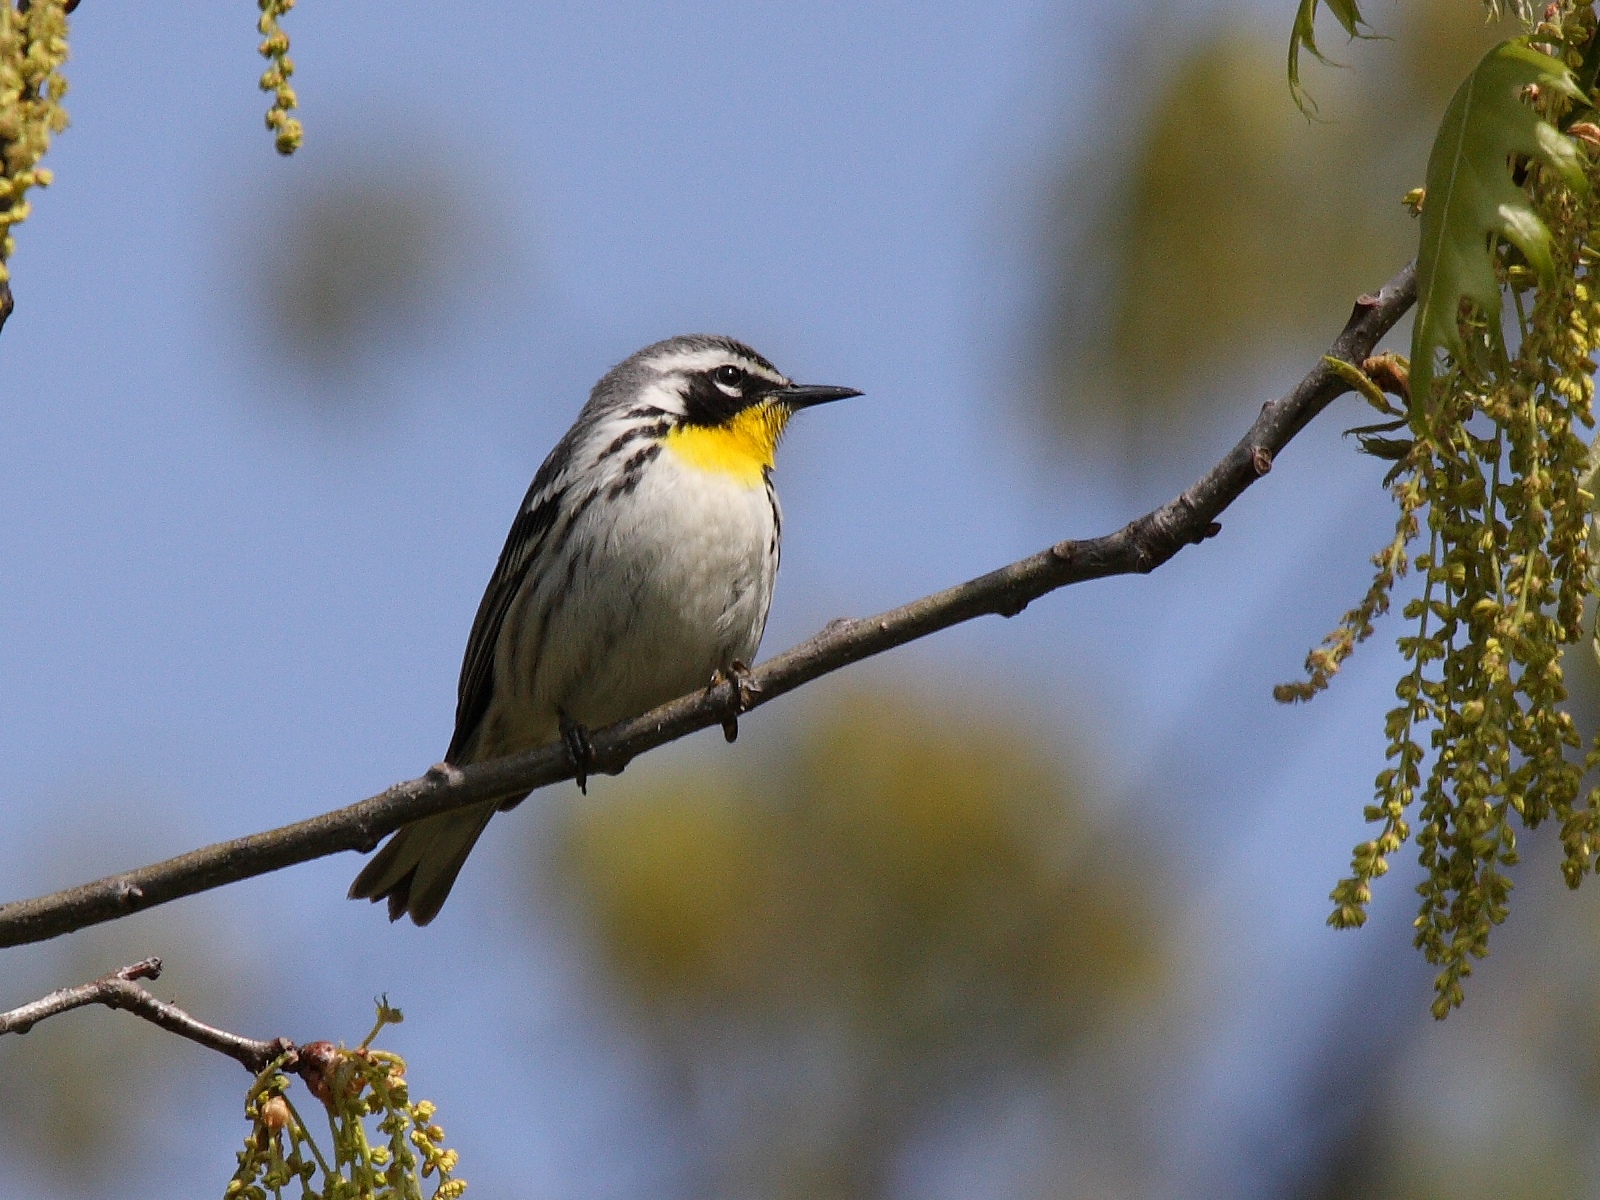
<box><xmin>0</xmin><ymin>260</ymin><xmax>1418</xmax><ymax>949</ymax></box>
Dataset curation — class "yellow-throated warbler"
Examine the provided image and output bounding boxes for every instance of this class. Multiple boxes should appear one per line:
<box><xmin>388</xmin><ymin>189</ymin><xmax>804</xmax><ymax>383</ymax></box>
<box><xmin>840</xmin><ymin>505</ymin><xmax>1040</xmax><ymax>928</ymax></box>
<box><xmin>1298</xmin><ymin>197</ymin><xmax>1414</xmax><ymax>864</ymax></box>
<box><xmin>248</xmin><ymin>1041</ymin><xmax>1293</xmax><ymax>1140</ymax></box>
<box><xmin>349</xmin><ymin>335</ymin><xmax>861</xmax><ymax>924</ymax></box>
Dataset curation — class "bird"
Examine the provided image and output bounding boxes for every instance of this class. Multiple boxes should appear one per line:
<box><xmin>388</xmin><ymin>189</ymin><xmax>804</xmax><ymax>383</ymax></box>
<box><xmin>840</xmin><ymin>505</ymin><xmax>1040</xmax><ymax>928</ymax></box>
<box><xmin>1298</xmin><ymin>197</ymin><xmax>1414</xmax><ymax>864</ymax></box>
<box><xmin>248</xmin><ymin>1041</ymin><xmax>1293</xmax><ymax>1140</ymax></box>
<box><xmin>349</xmin><ymin>334</ymin><xmax>861</xmax><ymax>925</ymax></box>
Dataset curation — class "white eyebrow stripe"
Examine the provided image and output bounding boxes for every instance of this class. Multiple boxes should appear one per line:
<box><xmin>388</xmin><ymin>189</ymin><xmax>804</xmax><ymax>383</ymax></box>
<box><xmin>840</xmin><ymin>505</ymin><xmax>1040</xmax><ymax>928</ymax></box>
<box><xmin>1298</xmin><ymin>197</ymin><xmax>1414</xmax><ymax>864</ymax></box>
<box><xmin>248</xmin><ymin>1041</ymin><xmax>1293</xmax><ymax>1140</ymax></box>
<box><xmin>642</xmin><ymin>347</ymin><xmax>790</xmax><ymax>384</ymax></box>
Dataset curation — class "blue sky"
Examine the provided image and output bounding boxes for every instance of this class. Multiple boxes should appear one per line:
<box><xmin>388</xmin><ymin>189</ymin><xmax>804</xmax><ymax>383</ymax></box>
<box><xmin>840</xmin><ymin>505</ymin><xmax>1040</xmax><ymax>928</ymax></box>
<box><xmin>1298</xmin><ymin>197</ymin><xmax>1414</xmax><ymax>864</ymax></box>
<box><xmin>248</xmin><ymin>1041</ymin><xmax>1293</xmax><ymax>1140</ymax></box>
<box><xmin>0</xmin><ymin>3</ymin><xmax>1459</xmax><ymax>1198</ymax></box>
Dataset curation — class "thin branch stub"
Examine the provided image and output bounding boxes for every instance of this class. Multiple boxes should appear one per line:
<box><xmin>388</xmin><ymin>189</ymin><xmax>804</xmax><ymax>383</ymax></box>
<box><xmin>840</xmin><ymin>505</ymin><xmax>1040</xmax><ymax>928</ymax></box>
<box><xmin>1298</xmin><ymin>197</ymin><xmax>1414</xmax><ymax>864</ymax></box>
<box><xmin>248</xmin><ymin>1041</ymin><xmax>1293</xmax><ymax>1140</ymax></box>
<box><xmin>0</xmin><ymin>957</ymin><xmax>302</xmax><ymax>1076</ymax></box>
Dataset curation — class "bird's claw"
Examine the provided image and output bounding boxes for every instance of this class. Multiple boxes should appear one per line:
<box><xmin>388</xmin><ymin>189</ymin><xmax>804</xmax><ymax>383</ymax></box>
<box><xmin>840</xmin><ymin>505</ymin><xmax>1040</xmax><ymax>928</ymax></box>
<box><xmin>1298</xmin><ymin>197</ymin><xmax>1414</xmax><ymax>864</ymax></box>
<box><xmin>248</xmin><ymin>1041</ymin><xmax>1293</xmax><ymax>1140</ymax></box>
<box><xmin>711</xmin><ymin>661</ymin><xmax>761</xmax><ymax>743</ymax></box>
<box><xmin>559</xmin><ymin>712</ymin><xmax>595</xmax><ymax>794</ymax></box>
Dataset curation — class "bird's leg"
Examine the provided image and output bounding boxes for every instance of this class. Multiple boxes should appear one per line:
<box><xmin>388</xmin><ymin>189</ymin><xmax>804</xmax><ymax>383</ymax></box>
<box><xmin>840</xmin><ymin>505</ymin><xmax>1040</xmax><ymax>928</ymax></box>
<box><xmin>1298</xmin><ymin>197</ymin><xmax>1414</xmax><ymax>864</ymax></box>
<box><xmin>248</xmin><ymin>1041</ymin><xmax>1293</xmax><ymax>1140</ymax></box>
<box><xmin>559</xmin><ymin>710</ymin><xmax>595</xmax><ymax>794</ymax></box>
<box><xmin>709</xmin><ymin>661</ymin><xmax>762</xmax><ymax>744</ymax></box>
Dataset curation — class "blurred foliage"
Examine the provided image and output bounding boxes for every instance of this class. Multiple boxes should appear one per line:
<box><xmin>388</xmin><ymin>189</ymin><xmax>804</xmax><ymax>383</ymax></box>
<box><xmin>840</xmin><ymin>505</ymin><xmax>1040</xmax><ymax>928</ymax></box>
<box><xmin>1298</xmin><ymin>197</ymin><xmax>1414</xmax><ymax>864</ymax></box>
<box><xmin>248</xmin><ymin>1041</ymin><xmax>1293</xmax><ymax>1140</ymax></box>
<box><xmin>250</xmin><ymin>152</ymin><xmax>498</xmax><ymax>394</ymax></box>
<box><xmin>553</xmin><ymin>686</ymin><xmax>1162</xmax><ymax>1198</ymax></box>
<box><xmin>0</xmin><ymin>917</ymin><xmax>239</xmax><ymax>1191</ymax></box>
<box><xmin>1400</xmin><ymin>0</ymin><xmax>1526</xmax><ymax>108</ymax></box>
<box><xmin>1292</xmin><ymin>837</ymin><xmax>1600</xmax><ymax>1200</ymax></box>
<box><xmin>1040</xmin><ymin>1</ymin><xmax>1514</xmax><ymax>466</ymax></box>
<box><xmin>0</xmin><ymin>954</ymin><xmax>167</xmax><ymax>1186</ymax></box>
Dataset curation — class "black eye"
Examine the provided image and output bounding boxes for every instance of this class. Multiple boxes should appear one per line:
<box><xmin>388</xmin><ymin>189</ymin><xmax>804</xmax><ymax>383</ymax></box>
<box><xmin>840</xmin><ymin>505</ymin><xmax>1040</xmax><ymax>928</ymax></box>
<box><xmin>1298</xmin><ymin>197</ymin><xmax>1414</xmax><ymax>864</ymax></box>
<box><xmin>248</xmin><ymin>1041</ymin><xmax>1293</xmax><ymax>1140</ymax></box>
<box><xmin>713</xmin><ymin>364</ymin><xmax>745</xmax><ymax>388</ymax></box>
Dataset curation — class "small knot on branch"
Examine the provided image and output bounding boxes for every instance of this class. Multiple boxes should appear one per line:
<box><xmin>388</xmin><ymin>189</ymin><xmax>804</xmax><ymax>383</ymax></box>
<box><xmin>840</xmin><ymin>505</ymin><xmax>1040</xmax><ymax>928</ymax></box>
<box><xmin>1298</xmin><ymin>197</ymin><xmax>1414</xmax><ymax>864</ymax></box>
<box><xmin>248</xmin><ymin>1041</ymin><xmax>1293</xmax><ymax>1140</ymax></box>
<box><xmin>1344</xmin><ymin>290</ymin><xmax>1385</xmax><ymax>328</ymax></box>
<box><xmin>1251</xmin><ymin>446</ymin><xmax>1274</xmax><ymax>476</ymax></box>
<box><xmin>120</xmin><ymin>957</ymin><xmax>162</xmax><ymax>983</ymax></box>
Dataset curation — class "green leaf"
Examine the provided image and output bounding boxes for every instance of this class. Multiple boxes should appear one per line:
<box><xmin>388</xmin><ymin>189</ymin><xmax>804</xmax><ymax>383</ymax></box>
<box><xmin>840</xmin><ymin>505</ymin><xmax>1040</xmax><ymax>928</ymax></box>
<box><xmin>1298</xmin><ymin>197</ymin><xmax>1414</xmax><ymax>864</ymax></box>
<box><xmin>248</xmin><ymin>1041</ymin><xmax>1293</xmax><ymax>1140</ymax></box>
<box><xmin>1411</xmin><ymin>39</ymin><xmax>1589</xmax><ymax>406</ymax></box>
<box><xmin>1288</xmin><ymin>0</ymin><xmax>1370</xmax><ymax>115</ymax></box>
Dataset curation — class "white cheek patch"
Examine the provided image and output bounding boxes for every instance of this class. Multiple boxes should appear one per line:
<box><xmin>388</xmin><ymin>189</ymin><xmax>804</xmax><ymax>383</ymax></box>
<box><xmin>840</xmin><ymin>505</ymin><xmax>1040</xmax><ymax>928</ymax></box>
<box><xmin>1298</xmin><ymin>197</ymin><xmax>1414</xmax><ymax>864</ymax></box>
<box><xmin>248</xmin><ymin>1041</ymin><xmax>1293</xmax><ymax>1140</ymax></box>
<box><xmin>636</xmin><ymin>377</ymin><xmax>689</xmax><ymax>416</ymax></box>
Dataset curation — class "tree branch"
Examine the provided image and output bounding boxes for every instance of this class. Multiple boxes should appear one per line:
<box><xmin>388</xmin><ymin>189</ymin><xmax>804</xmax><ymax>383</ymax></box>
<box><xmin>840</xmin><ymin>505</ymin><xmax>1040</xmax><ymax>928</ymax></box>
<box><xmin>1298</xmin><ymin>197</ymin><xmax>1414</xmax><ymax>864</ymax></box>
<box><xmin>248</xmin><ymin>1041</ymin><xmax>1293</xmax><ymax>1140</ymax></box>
<box><xmin>0</xmin><ymin>957</ymin><xmax>293</xmax><ymax>1073</ymax></box>
<box><xmin>0</xmin><ymin>261</ymin><xmax>1417</xmax><ymax>949</ymax></box>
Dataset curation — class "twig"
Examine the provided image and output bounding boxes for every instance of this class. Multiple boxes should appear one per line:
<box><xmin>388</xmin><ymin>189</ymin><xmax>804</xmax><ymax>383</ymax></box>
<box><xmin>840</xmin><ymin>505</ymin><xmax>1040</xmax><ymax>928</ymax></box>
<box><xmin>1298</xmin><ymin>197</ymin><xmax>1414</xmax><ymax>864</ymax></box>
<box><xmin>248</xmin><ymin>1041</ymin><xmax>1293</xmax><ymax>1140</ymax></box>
<box><xmin>0</xmin><ymin>957</ymin><xmax>292</xmax><ymax>1073</ymax></box>
<box><xmin>0</xmin><ymin>261</ymin><xmax>1418</xmax><ymax>949</ymax></box>
<box><xmin>0</xmin><ymin>280</ymin><xmax>13</xmax><ymax>335</ymax></box>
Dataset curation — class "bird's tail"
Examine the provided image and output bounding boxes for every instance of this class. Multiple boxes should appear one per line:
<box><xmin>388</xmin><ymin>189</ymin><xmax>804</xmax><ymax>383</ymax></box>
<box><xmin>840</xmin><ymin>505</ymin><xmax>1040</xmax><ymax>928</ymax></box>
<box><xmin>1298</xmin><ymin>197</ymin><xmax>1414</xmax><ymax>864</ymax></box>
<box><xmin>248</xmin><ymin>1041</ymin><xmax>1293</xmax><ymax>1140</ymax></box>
<box><xmin>348</xmin><ymin>801</ymin><xmax>500</xmax><ymax>926</ymax></box>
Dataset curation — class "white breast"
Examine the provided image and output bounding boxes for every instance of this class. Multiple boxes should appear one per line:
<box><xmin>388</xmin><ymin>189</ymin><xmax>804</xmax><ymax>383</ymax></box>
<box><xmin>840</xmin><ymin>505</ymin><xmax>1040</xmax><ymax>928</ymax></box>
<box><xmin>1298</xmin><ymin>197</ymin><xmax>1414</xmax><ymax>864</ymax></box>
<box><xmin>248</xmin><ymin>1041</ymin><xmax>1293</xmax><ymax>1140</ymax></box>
<box><xmin>481</xmin><ymin>450</ymin><xmax>779</xmax><ymax>757</ymax></box>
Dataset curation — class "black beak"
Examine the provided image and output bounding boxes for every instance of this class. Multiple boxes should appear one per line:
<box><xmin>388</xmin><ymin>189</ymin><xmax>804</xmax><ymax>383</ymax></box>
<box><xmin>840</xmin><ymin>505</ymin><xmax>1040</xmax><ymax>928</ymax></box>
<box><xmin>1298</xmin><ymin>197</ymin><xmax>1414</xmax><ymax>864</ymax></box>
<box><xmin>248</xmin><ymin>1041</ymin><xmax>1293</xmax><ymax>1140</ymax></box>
<box><xmin>775</xmin><ymin>382</ymin><xmax>863</xmax><ymax>410</ymax></box>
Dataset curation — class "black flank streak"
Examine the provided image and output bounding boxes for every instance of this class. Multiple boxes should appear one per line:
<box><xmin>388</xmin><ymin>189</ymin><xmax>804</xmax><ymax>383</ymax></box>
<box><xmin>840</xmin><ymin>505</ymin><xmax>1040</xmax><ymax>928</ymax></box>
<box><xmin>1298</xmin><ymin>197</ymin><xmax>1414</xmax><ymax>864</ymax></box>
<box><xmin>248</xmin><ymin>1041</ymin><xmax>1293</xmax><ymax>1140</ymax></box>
<box><xmin>547</xmin><ymin>487</ymin><xmax>603</xmax><ymax>563</ymax></box>
<box><xmin>547</xmin><ymin>489</ymin><xmax>599</xmax><ymax>579</ymax></box>
<box><xmin>519</xmin><ymin>495</ymin><xmax>600</xmax><ymax>703</ymax></box>
<box><xmin>600</xmin><ymin>428</ymin><xmax>641</xmax><ymax>459</ymax></box>
<box><xmin>601</xmin><ymin>420</ymin><xmax>670</xmax><ymax>464</ymax></box>
<box><xmin>766</xmin><ymin>481</ymin><xmax>782</xmax><ymax>569</ymax></box>
<box><xmin>608</xmin><ymin>443</ymin><xmax>661</xmax><ymax>499</ymax></box>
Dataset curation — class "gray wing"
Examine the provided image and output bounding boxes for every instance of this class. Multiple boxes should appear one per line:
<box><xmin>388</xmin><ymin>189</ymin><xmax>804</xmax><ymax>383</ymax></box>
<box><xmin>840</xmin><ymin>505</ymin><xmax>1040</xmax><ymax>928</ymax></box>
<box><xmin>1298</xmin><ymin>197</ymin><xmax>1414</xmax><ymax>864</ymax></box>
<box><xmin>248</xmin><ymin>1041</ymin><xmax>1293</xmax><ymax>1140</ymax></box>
<box><xmin>445</xmin><ymin>456</ymin><xmax>572</xmax><ymax>765</ymax></box>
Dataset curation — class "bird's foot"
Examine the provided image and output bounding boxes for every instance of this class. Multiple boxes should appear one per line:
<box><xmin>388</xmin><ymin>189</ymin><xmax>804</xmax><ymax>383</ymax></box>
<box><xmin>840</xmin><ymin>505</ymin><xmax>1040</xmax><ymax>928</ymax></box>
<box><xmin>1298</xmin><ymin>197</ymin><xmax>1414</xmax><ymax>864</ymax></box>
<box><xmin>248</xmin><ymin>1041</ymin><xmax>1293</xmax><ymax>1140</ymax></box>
<box><xmin>710</xmin><ymin>661</ymin><xmax>762</xmax><ymax>743</ymax></box>
<box><xmin>559</xmin><ymin>711</ymin><xmax>595</xmax><ymax>794</ymax></box>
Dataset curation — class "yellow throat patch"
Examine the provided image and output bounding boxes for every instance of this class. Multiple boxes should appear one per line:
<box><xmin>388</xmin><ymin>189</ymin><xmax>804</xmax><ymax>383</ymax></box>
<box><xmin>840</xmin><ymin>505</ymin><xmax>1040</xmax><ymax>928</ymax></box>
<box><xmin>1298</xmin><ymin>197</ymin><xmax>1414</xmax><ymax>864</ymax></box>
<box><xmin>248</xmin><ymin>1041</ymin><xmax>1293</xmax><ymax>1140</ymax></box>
<box><xmin>663</xmin><ymin>403</ymin><xmax>790</xmax><ymax>486</ymax></box>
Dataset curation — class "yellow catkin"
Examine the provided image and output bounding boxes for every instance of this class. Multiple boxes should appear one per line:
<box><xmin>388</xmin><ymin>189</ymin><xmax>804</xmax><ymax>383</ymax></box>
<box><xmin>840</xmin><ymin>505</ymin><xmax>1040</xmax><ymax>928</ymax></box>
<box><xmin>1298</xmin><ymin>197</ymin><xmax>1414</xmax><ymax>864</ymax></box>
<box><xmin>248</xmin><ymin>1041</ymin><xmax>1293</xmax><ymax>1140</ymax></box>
<box><xmin>1305</xmin><ymin>2</ymin><xmax>1600</xmax><ymax>1016</ymax></box>
<box><xmin>257</xmin><ymin>0</ymin><xmax>302</xmax><ymax>155</ymax></box>
<box><xmin>0</xmin><ymin>0</ymin><xmax>70</xmax><ymax>283</ymax></box>
<box><xmin>226</xmin><ymin>1005</ymin><xmax>467</xmax><ymax>1200</ymax></box>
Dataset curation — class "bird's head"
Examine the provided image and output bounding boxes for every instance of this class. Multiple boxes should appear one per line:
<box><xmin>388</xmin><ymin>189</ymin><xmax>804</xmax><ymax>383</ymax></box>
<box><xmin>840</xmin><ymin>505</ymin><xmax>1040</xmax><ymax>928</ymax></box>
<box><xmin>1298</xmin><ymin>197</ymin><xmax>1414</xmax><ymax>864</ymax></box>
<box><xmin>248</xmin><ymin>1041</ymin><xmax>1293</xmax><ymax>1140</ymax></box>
<box><xmin>595</xmin><ymin>335</ymin><xmax>861</xmax><ymax>485</ymax></box>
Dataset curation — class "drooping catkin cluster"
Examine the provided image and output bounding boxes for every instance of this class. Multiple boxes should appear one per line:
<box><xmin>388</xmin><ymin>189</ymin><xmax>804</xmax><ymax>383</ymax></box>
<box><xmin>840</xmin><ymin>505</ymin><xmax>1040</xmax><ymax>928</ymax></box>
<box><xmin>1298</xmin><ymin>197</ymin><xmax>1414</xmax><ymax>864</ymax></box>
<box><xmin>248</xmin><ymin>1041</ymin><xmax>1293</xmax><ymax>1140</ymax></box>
<box><xmin>1280</xmin><ymin>16</ymin><xmax>1600</xmax><ymax>1017</ymax></box>
<box><xmin>1271</xmin><ymin>450</ymin><xmax>1421</xmax><ymax>705</ymax></box>
<box><xmin>0</xmin><ymin>0</ymin><xmax>69</xmax><ymax>284</ymax></box>
<box><xmin>227</xmin><ymin>1002</ymin><xmax>466</xmax><ymax>1200</ymax></box>
<box><xmin>257</xmin><ymin>0</ymin><xmax>302</xmax><ymax>156</ymax></box>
